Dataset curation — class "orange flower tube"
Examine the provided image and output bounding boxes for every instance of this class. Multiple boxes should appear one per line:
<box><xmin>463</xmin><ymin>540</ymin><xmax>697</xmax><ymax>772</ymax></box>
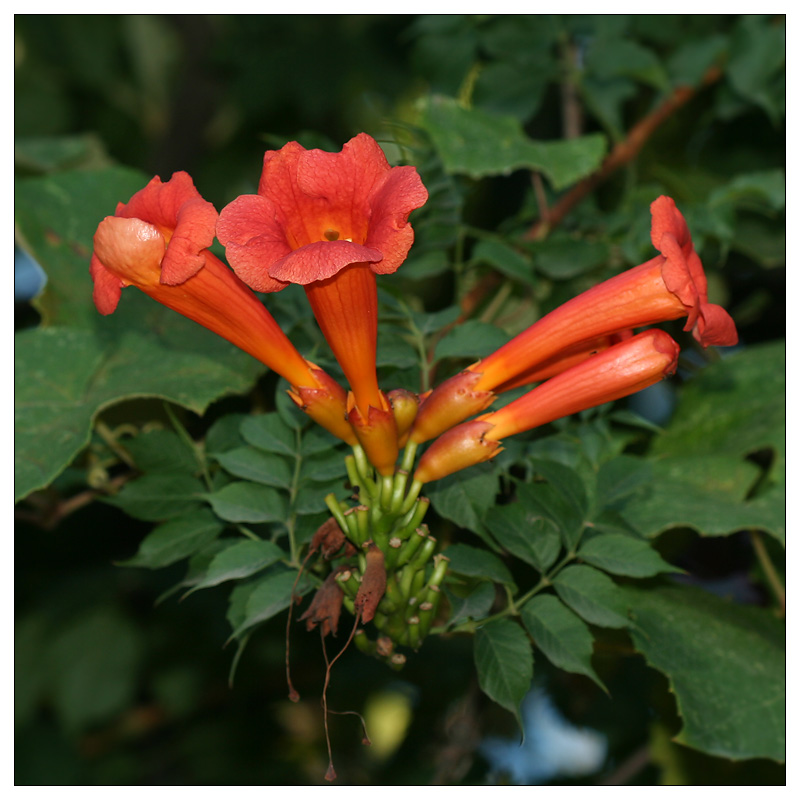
<box><xmin>410</xmin><ymin>196</ymin><xmax>737</xmax><ymax>445</ymax></box>
<box><xmin>414</xmin><ymin>330</ymin><xmax>680</xmax><ymax>484</ymax></box>
<box><xmin>90</xmin><ymin>172</ymin><xmax>354</xmax><ymax>444</ymax></box>
<box><xmin>217</xmin><ymin>134</ymin><xmax>429</xmax><ymax>472</ymax></box>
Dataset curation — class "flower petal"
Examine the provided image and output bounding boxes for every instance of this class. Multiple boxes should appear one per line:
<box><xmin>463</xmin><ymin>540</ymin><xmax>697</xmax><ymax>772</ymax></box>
<box><xmin>89</xmin><ymin>253</ymin><xmax>125</xmax><ymax>315</ymax></box>
<box><xmin>93</xmin><ymin>216</ymin><xmax>166</xmax><ymax>290</ymax></box>
<box><xmin>695</xmin><ymin>303</ymin><xmax>739</xmax><ymax>347</ymax></box>
<box><xmin>650</xmin><ymin>195</ymin><xmax>690</xmax><ymax>251</ymax></box>
<box><xmin>296</xmin><ymin>133</ymin><xmax>391</xmax><ymax>243</ymax></box>
<box><xmin>217</xmin><ymin>194</ymin><xmax>293</xmax><ymax>293</ymax></box>
<box><xmin>268</xmin><ymin>240</ymin><xmax>383</xmax><ymax>285</ymax></box>
<box><xmin>365</xmin><ymin>166</ymin><xmax>429</xmax><ymax>275</ymax></box>
<box><xmin>118</xmin><ymin>172</ymin><xmax>217</xmax><ymax>286</ymax></box>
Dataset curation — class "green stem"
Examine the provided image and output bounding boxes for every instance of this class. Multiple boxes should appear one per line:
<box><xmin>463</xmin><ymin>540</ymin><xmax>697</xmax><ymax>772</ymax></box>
<box><xmin>750</xmin><ymin>529</ymin><xmax>785</xmax><ymax>616</ymax></box>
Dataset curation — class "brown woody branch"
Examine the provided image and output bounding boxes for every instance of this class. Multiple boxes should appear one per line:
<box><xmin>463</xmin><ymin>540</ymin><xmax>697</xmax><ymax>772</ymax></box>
<box><xmin>524</xmin><ymin>65</ymin><xmax>724</xmax><ymax>241</ymax></box>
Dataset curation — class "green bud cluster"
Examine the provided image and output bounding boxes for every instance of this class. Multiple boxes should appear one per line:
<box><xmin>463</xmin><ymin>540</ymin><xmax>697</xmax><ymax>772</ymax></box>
<box><xmin>318</xmin><ymin>441</ymin><xmax>447</xmax><ymax>664</ymax></box>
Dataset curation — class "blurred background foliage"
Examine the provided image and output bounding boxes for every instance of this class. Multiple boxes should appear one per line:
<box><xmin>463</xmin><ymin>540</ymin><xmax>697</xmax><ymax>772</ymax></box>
<box><xmin>15</xmin><ymin>14</ymin><xmax>784</xmax><ymax>786</ymax></box>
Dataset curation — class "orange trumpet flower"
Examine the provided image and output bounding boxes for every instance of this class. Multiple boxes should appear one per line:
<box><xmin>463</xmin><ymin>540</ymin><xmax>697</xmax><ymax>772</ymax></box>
<box><xmin>410</xmin><ymin>196</ymin><xmax>737</xmax><ymax>445</ymax></box>
<box><xmin>90</xmin><ymin>172</ymin><xmax>354</xmax><ymax>444</ymax></box>
<box><xmin>217</xmin><ymin>134</ymin><xmax>428</xmax><ymax>472</ymax></box>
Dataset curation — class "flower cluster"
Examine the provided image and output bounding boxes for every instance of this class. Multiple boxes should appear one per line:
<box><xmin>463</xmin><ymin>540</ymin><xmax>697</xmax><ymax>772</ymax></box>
<box><xmin>90</xmin><ymin>133</ymin><xmax>737</xmax><ymax>656</ymax></box>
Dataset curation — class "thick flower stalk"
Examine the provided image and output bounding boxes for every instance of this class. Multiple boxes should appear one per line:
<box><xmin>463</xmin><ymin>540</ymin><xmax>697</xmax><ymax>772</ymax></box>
<box><xmin>414</xmin><ymin>329</ymin><xmax>681</xmax><ymax>484</ymax></box>
<box><xmin>410</xmin><ymin>195</ymin><xmax>737</xmax><ymax>445</ymax></box>
<box><xmin>217</xmin><ymin>133</ymin><xmax>428</xmax><ymax>474</ymax></box>
<box><xmin>90</xmin><ymin>172</ymin><xmax>354</xmax><ymax>444</ymax></box>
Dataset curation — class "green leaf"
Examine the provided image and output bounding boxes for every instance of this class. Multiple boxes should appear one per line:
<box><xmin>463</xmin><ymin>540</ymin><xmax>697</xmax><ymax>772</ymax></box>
<box><xmin>434</xmin><ymin>320</ymin><xmax>511</xmax><ymax>363</ymax></box>
<box><xmin>294</xmin><ymin>476</ymin><xmax>348</xmax><ymax>515</ymax></box>
<box><xmin>517</xmin><ymin>473</ymin><xmax>585</xmax><ymax>552</ymax></box>
<box><xmin>300</xmin><ymin>427</ymin><xmax>344</xmax><ymax>457</ymax></box>
<box><xmin>474</xmin><ymin>619</ymin><xmax>533</xmax><ymax>726</ymax></box>
<box><xmin>119</xmin><ymin>509</ymin><xmax>225</xmax><ymax>569</ymax></box>
<box><xmin>520</xmin><ymin>594</ymin><xmax>605</xmax><ymax>690</ymax></box>
<box><xmin>552</xmin><ymin>565</ymin><xmax>629</xmax><ymax>629</ymax></box>
<box><xmin>104</xmin><ymin>473</ymin><xmax>206</xmax><ymax>521</ymax></box>
<box><xmin>419</xmin><ymin>95</ymin><xmax>607</xmax><ymax>189</ymax></box>
<box><xmin>596</xmin><ymin>455</ymin><xmax>655</xmax><ymax>508</ymax></box>
<box><xmin>709</xmin><ymin>169</ymin><xmax>786</xmax><ymax>213</ymax></box>
<box><xmin>578</xmin><ymin>534</ymin><xmax>680</xmax><ymax>578</ymax></box>
<box><xmin>185</xmin><ymin>539</ymin><xmax>287</xmax><ymax>593</ymax></box>
<box><xmin>585</xmin><ymin>37</ymin><xmax>668</xmax><ymax>89</ymax></box>
<box><xmin>631</xmin><ymin>343</ymin><xmax>786</xmax><ymax>545</ymax></box>
<box><xmin>47</xmin><ymin>607</ymin><xmax>143</xmax><ymax>732</ymax></box>
<box><xmin>298</xmin><ymin>449</ymin><xmax>348</xmax><ymax>482</ymax></box>
<box><xmin>471</xmin><ymin>239</ymin><xmax>535</xmax><ymax>285</ymax></box>
<box><xmin>240</xmin><ymin>413</ymin><xmax>296</xmax><ymax>457</ymax></box>
<box><xmin>619</xmin><ymin>455</ymin><xmax>760</xmax><ymax>538</ymax></box>
<box><xmin>15</xmin><ymin>167</ymin><xmax>149</xmax><ymax>328</ymax></box>
<box><xmin>444</xmin><ymin>543</ymin><xmax>516</xmax><ymax>590</ymax></box>
<box><xmin>531</xmin><ymin>236</ymin><xmax>610</xmax><ymax>281</ymax></box>
<box><xmin>14</xmin><ymin>169</ymin><xmax>266</xmax><ymax>501</ymax></box>
<box><xmin>123</xmin><ymin>429</ymin><xmax>199</xmax><ymax>474</ymax></box>
<box><xmin>231</xmin><ymin>566</ymin><xmax>313</xmax><ymax>638</ymax></box>
<box><xmin>445</xmin><ymin>582</ymin><xmax>496</xmax><ymax>627</ymax></box>
<box><xmin>666</xmin><ymin>34</ymin><xmax>728</xmax><ymax>87</ymax></box>
<box><xmin>205</xmin><ymin>481</ymin><xmax>288</xmax><ymax>524</ymax></box>
<box><xmin>215</xmin><ymin>446</ymin><xmax>293</xmax><ymax>489</ymax></box>
<box><xmin>204</xmin><ymin>413</ymin><xmax>247</xmax><ymax>455</ymax></box>
<box><xmin>622</xmin><ymin>582</ymin><xmax>785</xmax><ymax>762</ymax></box>
<box><xmin>14</xmin><ymin>321</ymin><xmax>263</xmax><ymax>505</ymax></box>
<box><xmin>427</xmin><ymin>466</ymin><xmax>499</xmax><ymax>543</ymax></box>
<box><xmin>484</xmin><ymin>501</ymin><xmax>561</xmax><ymax>573</ymax></box>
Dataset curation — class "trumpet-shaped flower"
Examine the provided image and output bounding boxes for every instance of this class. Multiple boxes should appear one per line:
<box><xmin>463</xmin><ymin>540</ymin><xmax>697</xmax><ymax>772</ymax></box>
<box><xmin>414</xmin><ymin>330</ymin><xmax>680</xmax><ymax>484</ymax></box>
<box><xmin>90</xmin><ymin>172</ymin><xmax>354</xmax><ymax>444</ymax></box>
<box><xmin>217</xmin><ymin>134</ymin><xmax>428</xmax><ymax>470</ymax></box>
<box><xmin>410</xmin><ymin>195</ymin><xmax>736</xmax><ymax>444</ymax></box>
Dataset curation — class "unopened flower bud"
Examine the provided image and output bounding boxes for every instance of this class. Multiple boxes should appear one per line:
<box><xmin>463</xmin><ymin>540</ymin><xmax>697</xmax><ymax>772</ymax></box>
<box><xmin>409</xmin><ymin>370</ymin><xmax>494</xmax><ymax>445</ymax></box>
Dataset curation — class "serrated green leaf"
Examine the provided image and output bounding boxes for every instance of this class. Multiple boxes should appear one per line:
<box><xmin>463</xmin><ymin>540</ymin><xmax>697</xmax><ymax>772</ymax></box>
<box><xmin>119</xmin><ymin>509</ymin><xmax>224</xmax><ymax>569</ymax></box>
<box><xmin>517</xmin><ymin>478</ymin><xmax>585</xmax><ymax>552</ymax></box>
<box><xmin>552</xmin><ymin>565</ymin><xmax>629</xmax><ymax>629</ymax></box>
<box><xmin>294</xmin><ymin>476</ymin><xmax>348</xmax><ymax>515</ymax></box>
<box><xmin>185</xmin><ymin>539</ymin><xmax>287</xmax><ymax>593</ymax></box>
<box><xmin>419</xmin><ymin>95</ymin><xmax>606</xmax><ymax>189</ymax></box>
<box><xmin>620</xmin><ymin>455</ymin><xmax>762</xmax><ymax>539</ymax></box>
<box><xmin>445</xmin><ymin>582</ymin><xmax>496</xmax><ymax>627</ymax></box>
<box><xmin>578</xmin><ymin>533</ymin><xmax>679</xmax><ymax>578</ymax></box>
<box><xmin>300</xmin><ymin>427</ymin><xmax>344</xmax><ymax>457</ymax></box>
<box><xmin>215</xmin><ymin>446</ymin><xmax>293</xmax><ymax>489</ymax></box>
<box><xmin>205</xmin><ymin>481</ymin><xmax>288</xmax><ymax>524</ymax></box>
<box><xmin>597</xmin><ymin>455</ymin><xmax>655</xmax><ymax>508</ymax></box>
<box><xmin>484</xmin><ymin>501</ymin><xmax>561</xmax><ymax>572</ymax></box>
<box><xmin>104</xmin><ymin>473</ymin><xmax>206</xmax><ymax>521</ymax></box>
<box><xmin>474</xmin><ymin>619</ymin><xmax>533</xmax><ymax>726</ymax></box>
<box><xmin>14</xmin><ymin>170</ymin><xmax>265</xmax><ymax>502</ymax></box>
<box><xmin>622</xmin><ymin>582</ymin><xmax>785</xmax><ymax>762</ymax></box>
<box><xmin>520</xmin><ymin>594</ymin><xmax>605</xmax><ymax>690</ymax></box>
<box><xmin>204</xmin><ymin>413</ymin><xmax>248</xmax><ymax>455</ymax></box>
<box><xmin>298</xmin><ymin>449</ymin><xmax>348</xmax><ymax>482</ymax></box>
<box><xmin>444</xmin><ymin>543</ymin><xmax>516</xmax><ymax>590</ymax></box>
<box><xmin>240</xmin><ymin>413</ymin><xmax>296</xmax><ymax>456</ymax></box>
<box><xmin>231</xmin><ymin>567</ymin><xmax>314</xmax><ymax>638</ymax></box>
<box><xmin>427</xmin><ymin>466</ymin><xmax>499</xmax><ymax>544</ymax></box>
